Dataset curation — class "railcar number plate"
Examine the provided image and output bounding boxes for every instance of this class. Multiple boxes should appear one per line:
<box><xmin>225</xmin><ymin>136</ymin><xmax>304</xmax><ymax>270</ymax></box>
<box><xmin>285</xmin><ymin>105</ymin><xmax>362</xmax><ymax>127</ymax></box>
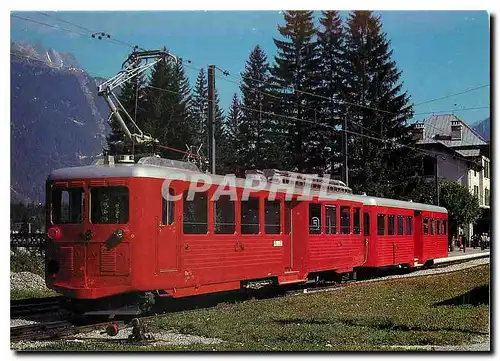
<box><xmin>273</xmin><ymin>240</ymin><xmax>283</xmax><ymax>247</ymax></box>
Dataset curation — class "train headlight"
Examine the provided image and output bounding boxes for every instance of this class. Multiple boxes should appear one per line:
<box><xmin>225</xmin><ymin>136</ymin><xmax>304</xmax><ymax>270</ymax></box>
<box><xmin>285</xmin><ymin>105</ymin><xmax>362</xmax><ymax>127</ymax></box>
<box><xmin>47</xmin><ymin>226</ymin><xmax>62</xmax><ymax>241</ymax></box>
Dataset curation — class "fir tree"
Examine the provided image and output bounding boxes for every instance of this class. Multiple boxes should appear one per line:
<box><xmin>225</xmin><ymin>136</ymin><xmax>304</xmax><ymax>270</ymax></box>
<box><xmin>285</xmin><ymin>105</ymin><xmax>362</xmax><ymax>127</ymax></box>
<box><xmin>270</xmin><ymin>11</ymin><xmax>323</xmax><ymax>173</ymax></box>
<box><xmin>341</xmin><ymin>11</ymin><xmax>415</xmax><ymax>198</ymax></box>
<box><xmin>317</xmin><ymin>10</ymin><xmax>346</xmax><ymax>176</ymax></box>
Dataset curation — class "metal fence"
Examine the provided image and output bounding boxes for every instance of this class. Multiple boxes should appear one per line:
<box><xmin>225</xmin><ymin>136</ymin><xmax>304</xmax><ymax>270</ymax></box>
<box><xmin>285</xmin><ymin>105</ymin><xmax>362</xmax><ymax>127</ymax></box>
<box><xmin>11</xmin><ymin>233</ymin><xmax>47</xmax><ymax>251</ymax></box>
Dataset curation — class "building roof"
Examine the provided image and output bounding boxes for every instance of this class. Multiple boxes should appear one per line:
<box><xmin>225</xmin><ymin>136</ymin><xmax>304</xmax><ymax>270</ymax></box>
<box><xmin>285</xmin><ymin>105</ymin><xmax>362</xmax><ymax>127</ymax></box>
<box><xmin>417</xmin><ymin>114</ymin><xmax>488</xmax><ymax>148</ymax></box>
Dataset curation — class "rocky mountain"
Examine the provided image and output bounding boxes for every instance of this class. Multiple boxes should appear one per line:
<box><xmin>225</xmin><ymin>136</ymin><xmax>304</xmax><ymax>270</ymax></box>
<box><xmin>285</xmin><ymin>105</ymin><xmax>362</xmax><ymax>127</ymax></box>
<box><xmin>472</xmin><ymin>117</ymin><xmax>490</xmax><ymax>142</ymax></box>
<box><xmin>11</xmin><ymin>41</ymin><xmax>111</xmax><ymax>204</ymax></box>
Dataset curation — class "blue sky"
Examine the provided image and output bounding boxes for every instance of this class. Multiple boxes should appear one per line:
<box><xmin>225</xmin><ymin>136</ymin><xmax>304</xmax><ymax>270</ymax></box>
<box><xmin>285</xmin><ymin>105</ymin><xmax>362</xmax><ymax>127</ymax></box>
<box><xmin>10</xmin><ymin>10</ymin><xmax>490</xmax><ymax>125</ymax></box>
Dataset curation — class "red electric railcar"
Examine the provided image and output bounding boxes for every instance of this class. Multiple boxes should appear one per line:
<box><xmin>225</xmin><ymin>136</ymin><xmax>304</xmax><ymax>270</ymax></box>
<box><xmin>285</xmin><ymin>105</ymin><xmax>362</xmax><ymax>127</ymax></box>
<box><xmin>45</xmin><ymin>157</ymin><xmax>448</xmax><ymax>312</ymax></box>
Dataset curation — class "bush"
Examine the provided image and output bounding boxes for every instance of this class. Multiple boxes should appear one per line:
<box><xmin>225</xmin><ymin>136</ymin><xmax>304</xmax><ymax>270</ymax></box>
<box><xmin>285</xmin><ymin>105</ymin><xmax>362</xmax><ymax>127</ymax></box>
<box><xmin>10</xmin><ymin>249</ymin><xmax>45</xmax><ymax>276</ymax></box>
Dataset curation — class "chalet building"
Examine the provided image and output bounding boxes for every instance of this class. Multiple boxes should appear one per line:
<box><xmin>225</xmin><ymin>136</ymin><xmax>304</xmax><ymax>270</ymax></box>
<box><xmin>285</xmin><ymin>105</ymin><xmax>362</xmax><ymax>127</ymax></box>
<box><xmin>412</xmin><ymin>114</ymin><xmax>490</xmax><ymax>241</ymax></box>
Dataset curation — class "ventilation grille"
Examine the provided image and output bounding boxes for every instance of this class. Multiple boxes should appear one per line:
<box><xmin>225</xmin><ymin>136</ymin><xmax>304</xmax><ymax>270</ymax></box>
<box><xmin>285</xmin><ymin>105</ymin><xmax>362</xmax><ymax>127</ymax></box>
<box><xmin>59</xmin><ymin>247</ymin><xmax>74</xmax><ymax>272</ymax></box>
<box><xmin>100</xmin><ymin>247</ymin><xmax>117</xmax><ymax>273</ymax></box>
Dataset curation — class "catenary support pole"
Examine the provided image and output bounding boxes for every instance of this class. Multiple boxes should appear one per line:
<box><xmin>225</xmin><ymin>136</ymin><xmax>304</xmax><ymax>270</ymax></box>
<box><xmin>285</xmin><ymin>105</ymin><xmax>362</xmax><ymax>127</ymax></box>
<box><xmin>208</xmin><ymin>65</ymin><xmax>216</xmax><ymax>174</ymax></box>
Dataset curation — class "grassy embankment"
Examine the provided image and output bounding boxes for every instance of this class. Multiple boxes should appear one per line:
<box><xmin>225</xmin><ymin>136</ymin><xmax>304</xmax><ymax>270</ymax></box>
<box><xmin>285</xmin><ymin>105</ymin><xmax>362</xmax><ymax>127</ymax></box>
<box><xmin>14</xmin><ymin>264</ymin><xmax>489</xmax><ymax>351</ymax></box>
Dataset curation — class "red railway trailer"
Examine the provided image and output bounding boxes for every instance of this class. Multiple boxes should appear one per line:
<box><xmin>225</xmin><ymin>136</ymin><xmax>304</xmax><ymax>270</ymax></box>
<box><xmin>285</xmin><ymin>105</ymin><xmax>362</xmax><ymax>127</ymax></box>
<box><xmin>45</xmin><ymin>156</ymin><xmax>448</xmax><ymax>313</ymax></box>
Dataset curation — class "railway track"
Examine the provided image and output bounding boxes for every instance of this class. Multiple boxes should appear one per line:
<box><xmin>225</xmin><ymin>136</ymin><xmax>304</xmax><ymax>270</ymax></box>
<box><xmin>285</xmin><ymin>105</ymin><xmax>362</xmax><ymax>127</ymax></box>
<box><xmin>11</xmin><ymin>296</ymin><xmax>63</xmax><ymax>318</ymax></box>
<box><xmin>11</xmin><ymin>255</ymin><xmax>489</xmax><ymax>343</ymax></box>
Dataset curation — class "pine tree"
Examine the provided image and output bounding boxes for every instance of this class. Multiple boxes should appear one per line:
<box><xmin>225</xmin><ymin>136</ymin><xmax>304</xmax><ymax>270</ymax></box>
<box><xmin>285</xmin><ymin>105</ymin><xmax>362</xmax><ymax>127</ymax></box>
<box><xmin>222</xmin><ymin>93</ymin><xmax>242</xmax><ymax>174</ymax></box>
<box><xmin>143</xmin><ymin>52</ymin><xmax>195</xmax><ymax>160</ymax></box>
<box><xmin>341</xmin><ymin>11</ymin><xmax>415</xmax><ymax>198</ymax></box>
<box><xmin>317</xmin><ymin>10</ymin><xmax>346</xmax><ymax>176</ymax></box>
<box><xmin>270</xmin><ymin>11</ymin><xmax>323</xmax><ymax>173</ymax></box>
<box><xmin>237</xmin><ymin>45</ymin><xmax>279</xmax><ymax>172</ymax></box>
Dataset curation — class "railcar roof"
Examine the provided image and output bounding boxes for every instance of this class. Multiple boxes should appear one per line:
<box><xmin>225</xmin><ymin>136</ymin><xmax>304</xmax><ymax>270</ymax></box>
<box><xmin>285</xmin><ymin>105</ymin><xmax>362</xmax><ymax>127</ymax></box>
<box><xmin>48</xmin><ymin>164</ymin><xmax>447</xmax><ymax>213</ymax></box>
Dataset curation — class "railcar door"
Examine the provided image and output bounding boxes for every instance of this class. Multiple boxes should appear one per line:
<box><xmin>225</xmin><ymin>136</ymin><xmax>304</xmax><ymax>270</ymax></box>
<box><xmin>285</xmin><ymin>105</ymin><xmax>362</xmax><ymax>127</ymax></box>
<box><xmin>156</xmin><ymin>186</ymin><xmax>179</xmax><ymax>272</ymax></box>
<box><xmin>414</xmin><ymin>210</ymin><xmax>423</xmax><ymax>264</ymax></box>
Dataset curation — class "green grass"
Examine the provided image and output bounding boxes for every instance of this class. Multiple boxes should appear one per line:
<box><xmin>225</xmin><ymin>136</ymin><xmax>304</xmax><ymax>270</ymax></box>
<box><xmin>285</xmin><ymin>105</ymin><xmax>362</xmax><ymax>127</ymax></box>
<box><xmin>10</xmin><ymin>288</ymin><xmax>59</xmax><ymax>301</ymax></box>
<box><xmin>13</xmin><ymin>265</ymin><xmax>490</xmax><ymax>351</ymax></box>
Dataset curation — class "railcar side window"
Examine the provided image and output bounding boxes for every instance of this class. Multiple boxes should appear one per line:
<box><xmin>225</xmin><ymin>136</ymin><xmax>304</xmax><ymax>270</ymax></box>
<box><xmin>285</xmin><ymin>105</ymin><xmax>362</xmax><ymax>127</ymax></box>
<box><xmin>340</xmin><ymin>206</ymin><xmax>350</xmax><ymax>234</ymax></box>
<box><xmin>423</xmin><ymin>217</ymin><xmax>429</xmax><ymax>235</ymax></box>
<box><xmin>326</xmin><ymin>206</ymin><xmax>337</xmax><ymax>234</ymax></box>
<box><xmin>265</xmin><ymin>200</ymin><xmax>281</xmax><ymax>234</ymax></box>
<box><xmin>406</xmin><ymin>216</ymin><xmax>413</xmax><ymax>235</ymax></box>
<box><xmin>52</xmin><ymin>187</ymin><xmax>84</xmax><ymax>224</ymax></box>
<box><xmin>309</xmin><ymin>203</ymin><xmax>322</xmax><ymax>234</ymax></box>
<box><xmin>397</xmin><ymin>215</ymin><xmax>404</xmax><ymax>235</ymax></box>
<box><xmin>363</xmin><ymin>212</ymin><xmax>370</xmax><ymax>236</ymax></box>
<box><xmin>214</xmin><ymin>195</ymin><xmax>235</xmax><ymax>234</ymax></box>
<box><xmin>443</xmin><ymin>220</ymin><xmax>447</xmax><ymax>235</ymax></box>
<box><xmin>430</xmin><ymin>219</ymin><xmax>435</xmax><ymax>235</ymax></box>
<box><xmin>90</xmin><ymin>186</ymin><xmax>129</xmax><ymax>224</ymax></box>
<box><xmin>436</xmin><ymin>219</ymin><xmax>441</xmax><ymax>235</ymax></box>
<box><xmin>162</xmin><ymin>188</ymin><xmax>175</xmax><ymax>225</ymax></box>
<box><xmin>242</xmin><ymin>197</ymin><xmax>260</xmax><ymax>234</ymax></box>
<box><xmin>353</xmin><ymin>207</ymin><xmax>361</xmax><ymax>234</ymax></box>
<box><xmin>388</xmin><ymin>215</ymin><xmax>395</xmax><ymax>235</ymax></box>
<box><xmin>377</xmin><ymin>214</ymin><xmax>385</xmax><ymax>235</ymax></box>
<box><xmin>183</xmin><ymin>191</ymin><xmax>208</xmax><ymax>234</ymax></box>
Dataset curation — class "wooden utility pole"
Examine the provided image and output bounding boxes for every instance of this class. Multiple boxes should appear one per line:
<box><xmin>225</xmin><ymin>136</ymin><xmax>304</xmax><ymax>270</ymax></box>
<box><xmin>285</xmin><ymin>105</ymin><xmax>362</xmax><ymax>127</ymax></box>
<box><xmin>207</xmin><ymin>65</ymin><xmax>216</xmax><ymax>174</ymax></box>
<box><xmin>343</xmin><ymin>117</ymin><xmax>349</xmax><ymax>186</ymax></box>
<box><xmin>434</xmin><ymin>155</ymin><xmax>439</xmax><ymax>206</ymax></box>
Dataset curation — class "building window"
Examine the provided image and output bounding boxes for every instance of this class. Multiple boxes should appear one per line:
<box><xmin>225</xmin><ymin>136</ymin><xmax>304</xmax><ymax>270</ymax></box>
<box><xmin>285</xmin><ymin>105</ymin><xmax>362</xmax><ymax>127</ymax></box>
<box><xmin>423</xmin><ymin>217</ymin><xmax>429</xmax><ymax>235</ymax></box>
<box><xmin>183</xmin><ymin>192</ymin><xmax>208</xmax><ymax>234</ymax></box>
<box><xmin>353</xmin><ymin>207</ymin><xmax>361</xmax><ymax>234</ymax></box>
<box><xmin>364</xmin><ymin>212</ymin><xmax>370</xmax><ymax>236</ymax></box>
<box><xmin>90</xmin><ymin>186</ymin><xmax>129</xmax><ymax>224</ymax></box>
<box><xmin>326</xmin><ymin>206</ymin><xmax>337</xmax><ymax>234</ymax></box>
<box><xmin>265</xmin><ymin>200</ymin><xmax>281</xmax><ymax>234</ymax></box>
<box><xmin>162</xmin><ymin>188</ymin><xmax>175</xmax><ymax>225</ymax></box>
<box><xmin>377</xmin><ymin>214</ymin><xmax>385</xmax><ymax>235</ymax></box>
<box><xmin>484</xmin><ymin>160</ymin><xmax>490</xmax><ymax>179</ymax></box>
<box><xmin>397</xmin><ymin>215</ymin><xmax>404</xmax><ymax>235</ymax></box>
<box><xmin>388</xmin><ymin>215</ymin><xmax>395</xmax><ymax>235</ymax></box>
<box><xmin>340</xmin><ymin>206</ymin><xmax>351</xmax><ymax>234</ymax></box>
<box><xmin>241</xmin><ymin>197</ymin><xmax>260</xmax><ymax>234</ymax></box>
<box><xmin>52</xmin><ymin>187</ymin><xmax>85</xmax><ymax>224</ymax></box>
<box><xmin>406</xmin><ymin>216</ymin><xmax>413</xmax><ymax>235</ymax></box>
<box><xmin>436</xmin><ymin>219</ymin><xmax>441</xmax><ymax>235</ymax></box>
<box><xmin>309</xmin><ymin>203</ymin><xmax>322</xmax><ymax>234</ymax></box>
<box><xmin>214</xmin><ymin>195</ymin><xmax>235</xmax><ymax>234</ymax></box>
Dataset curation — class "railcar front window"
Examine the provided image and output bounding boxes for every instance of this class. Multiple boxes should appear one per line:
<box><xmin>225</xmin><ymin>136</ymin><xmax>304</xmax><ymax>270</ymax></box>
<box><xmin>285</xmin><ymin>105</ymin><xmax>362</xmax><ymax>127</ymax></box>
<box><xmin>265</xmin><ymin>200</ymin><xmax>281</xmax><ymax>234</ymax></box>
<box><xmin>340</xmin><ymin>206</ymin><xmax>350</xmax><ymax>234</ymax></box>
<box><xmin>326</xmin><ymin>206</ymin><xmax>337</xmax><ymax>234</ymax></box>
<box><xmin>353</xmin><ymin>207</ymin><xmax>361</xmax><ymax>234</ymax></box>
<box><xmin>388</xmin><ymin>215</ymin><xmax>395</xmax><ymax>235</ymax></box>
<box><xmin>242</xmin><ymin>197</ymin><xmax>260</xmax><ymax>234</ymax></box>
<box><xmin>52</xmin><ymin>187</ymin><xmax>84</xmax><ymax>224</ymax></box>
<box><xmin>214</xmin><ymin>195</ymin><xmax>235</xmax><ymax>234</ymax></box>
<box><xmin>423</xmin><ymin>217</ymin><xmax>429</xmax><ymax>235</ymax></box>
<box><xmin>397</xmin><ymin>215</ymin><xmax>404</xmax><ymax>235</ymax></box>
<box><xmin>90</xmin><ymin>186</ymin><xmax>129</xmax><ymax>224</ymax></box>
<box><xmin>309</xmin><ymin>203</ymin><xmax>322</xmax><ymax>234</ymax></box>
<box><xmin>406</xmin><ymin>216</ymin><xmax>413</xmax><ymax>235</ymax></box>
<box><xmin>377</xmin><ymin>214</ymin><xmax>385</xmax><ymax>235</ymax></box>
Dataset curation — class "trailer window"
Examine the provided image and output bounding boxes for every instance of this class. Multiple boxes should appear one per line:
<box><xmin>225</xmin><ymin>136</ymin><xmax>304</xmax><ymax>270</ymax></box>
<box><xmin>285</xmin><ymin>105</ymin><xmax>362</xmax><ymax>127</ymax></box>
<box><xmin>377</xmin><ymin>214</ymin><xmax>385</xmax><ymax>235</ymax></box>
<box><xmin>406</xmin><ymin>216</ymin><xmax>413</xmax><ymax>235</ymax></box>
<box><xmin>52</xmin><ymin>187</ymin><xmax>84</xmax><ymax>224</ymax></box>
<box><xmin>90</xmin><ymin>186</ymin><xmax>129</xmax><ymax>224</ymax></box>
<box><xmin>265</xmin><ymin>200</ymin><xmax>281</xmax><ymax>234</ymax></box>
<box><xmin>436</xmin><ymin>219</ymin><xmax>441</xmax><ymax>235</ymax></box>
<box><xmin>443</xmin><ymin>220</ymin><xmax>447</xmax><ymax>235</ymax></box>
<box><xmin>430</xmin><ymin>219</ymin><xmax>435</xmax><ymax>235</ymax></box>
<box><xmin>309</xmin><ymin>203</ymin><xmax>321</xmax><ymax>234</ymax></box>
<box><xmin>325</xmin><ymin>206</ymin><xmax>337</xmax><ymax>234</ymax></box>
<box><xmin>388</xmin><ymin>215</ymin><xmax>395</xmax><ymax>235</ymax></box>
<box><xmin>423</xmin><ymin>217</ymin><xmax>429</xmax><ymax>235</ymax></box>
<box><xmin>162</xmin><ymin>188</ymin><xmax>175</xmax><ymax>225</ymax></box>
<box><xmin>363</xmin><ymin>212</ymin><xmax>370</xmax><ymax>236</ymax></box>
<box><xmin>214</xmin><ymin>195</ymin><xmax>235</xmax><ymax>234</ymax></box>
<box><xmin>183</xmin><ymin>191</ymin><xmax>208</xmax><ymax>234</ymax></box>
<box><xmin>242</xmin><ymin>197</ymin><xmax>260</xmax><ymax>234</ymax></box>
<box><xmin>397</xmin><ymin>215</ymin><xmax>404</xmax><ymax>235</ymax></box>
<box><xmin>340</xmin><ymin>206</ymin><xmax>350</xmax><ymax>234</ymax></box>
<box><xmin>353</xmin><ymin>207</ymin><xmax>361</xmax><ymax>234</ymax></box>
